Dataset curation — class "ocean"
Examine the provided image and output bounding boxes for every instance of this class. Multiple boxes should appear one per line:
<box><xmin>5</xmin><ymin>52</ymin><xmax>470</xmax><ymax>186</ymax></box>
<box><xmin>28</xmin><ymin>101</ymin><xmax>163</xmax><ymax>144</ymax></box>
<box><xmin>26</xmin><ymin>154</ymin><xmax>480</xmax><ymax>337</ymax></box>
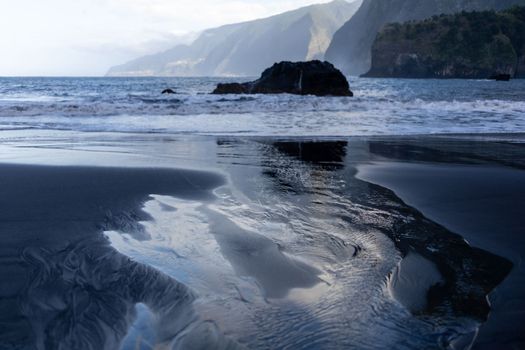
<box><xmin>0</xmin><ymin>77</ymin><xmax>524</xmax><ymax>350</ymax></box>
<box><xmin>0</xmin><ymin>77</ymin><xmax>524</xmax><ymax>136</ymax></box>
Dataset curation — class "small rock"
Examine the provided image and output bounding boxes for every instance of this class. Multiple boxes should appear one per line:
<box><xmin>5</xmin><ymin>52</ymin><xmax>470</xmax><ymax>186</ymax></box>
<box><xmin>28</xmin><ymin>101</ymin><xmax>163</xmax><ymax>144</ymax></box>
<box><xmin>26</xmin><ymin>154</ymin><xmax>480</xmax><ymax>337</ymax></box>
<box><xmin>490</xmin><ymin>74</ymin><xmax>511</xmax><ymax>81</ymax></box>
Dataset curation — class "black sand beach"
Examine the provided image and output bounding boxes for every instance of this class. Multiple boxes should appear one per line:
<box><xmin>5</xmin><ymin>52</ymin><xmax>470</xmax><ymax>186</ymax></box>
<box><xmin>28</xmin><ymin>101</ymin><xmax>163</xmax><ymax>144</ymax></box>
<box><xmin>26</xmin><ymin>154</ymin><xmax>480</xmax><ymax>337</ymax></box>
<box><xmin>357</xmin><ymin>138</ymin><xmax>525</xmax><ymax>349</ymax></box>
<box><xmin>0</xmin><ymin>164</ymin><xmax>229</xmax><ymax>349</ymax></box>
<box><xmin>0</xmin><ymin>133</ymin><xmax>523</xmax><ymax>349</ymax></box>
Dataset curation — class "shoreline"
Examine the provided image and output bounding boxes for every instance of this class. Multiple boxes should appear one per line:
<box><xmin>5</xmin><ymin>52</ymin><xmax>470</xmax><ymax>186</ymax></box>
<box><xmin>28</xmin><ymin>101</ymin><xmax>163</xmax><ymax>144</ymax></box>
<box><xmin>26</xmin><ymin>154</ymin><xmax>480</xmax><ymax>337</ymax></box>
<box><xmin>356</xmin><ymin>160</ymin><xmax>525</xmax><ymax>349</ymax></box>
<box><xmin>0</xmin><ymin>133</ymin><xmax>523</xmax><ymax>349</ymax></box>
<box><xmin>0</xmin><ymin>163</ymin><xmax>227</xmax><ymax>349</ymax></box>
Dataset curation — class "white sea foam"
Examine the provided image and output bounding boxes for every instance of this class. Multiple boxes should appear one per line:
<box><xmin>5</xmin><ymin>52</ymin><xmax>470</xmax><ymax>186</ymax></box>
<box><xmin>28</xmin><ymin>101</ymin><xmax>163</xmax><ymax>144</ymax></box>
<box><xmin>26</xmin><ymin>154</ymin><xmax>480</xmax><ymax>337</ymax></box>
<box><xmin>0</xmin><ymin>77</ymin><xmax>524</xmax><ymax>136</ymax></box>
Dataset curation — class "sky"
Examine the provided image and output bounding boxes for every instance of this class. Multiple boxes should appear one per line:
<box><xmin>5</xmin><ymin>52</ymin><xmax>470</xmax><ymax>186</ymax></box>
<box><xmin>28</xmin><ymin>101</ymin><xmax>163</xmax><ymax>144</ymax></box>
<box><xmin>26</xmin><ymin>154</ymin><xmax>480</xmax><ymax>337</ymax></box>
<box><xmin>0</xmin><ymin>0</ymin><xmax>335</xmax><ymax>76</ymax></box>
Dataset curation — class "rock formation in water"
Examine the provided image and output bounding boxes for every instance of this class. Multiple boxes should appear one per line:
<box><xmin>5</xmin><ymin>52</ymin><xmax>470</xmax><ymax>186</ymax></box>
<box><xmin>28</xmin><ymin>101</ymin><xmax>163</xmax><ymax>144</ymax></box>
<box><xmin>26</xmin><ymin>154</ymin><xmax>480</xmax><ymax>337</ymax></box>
<box><xmin>490</xmin><ymin>74</ymin><xmax>512</xmax><ymax>81</ymax></box>
<box><xmin>324</xmin><ymin>0</ymin><xmax>525</xmax><ymax>76</ymax></box>
<box><xmin>107</xmin><ymin>0</ymin><xmax>362</xmax><ymax>77</ymax></box>
<box><xmin>363</xmin><ymin>7</ymin><xmax>525</xmax><ymax>79</ymax></box>
<box><xmin>212</xmin><ymin>61</ymin><xmax>353</xmax><ymax>96</ymax></box>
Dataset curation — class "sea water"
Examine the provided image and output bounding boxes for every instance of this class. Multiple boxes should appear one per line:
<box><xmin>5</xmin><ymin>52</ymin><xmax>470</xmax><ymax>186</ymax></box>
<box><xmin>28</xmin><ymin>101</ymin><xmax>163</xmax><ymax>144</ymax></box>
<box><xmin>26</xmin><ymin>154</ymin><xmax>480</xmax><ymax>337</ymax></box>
<box><xmin>0</xmin><ymin>77</ymin><xmax>523</xmax><ymax>349</ymax></box>
<box><xmin>0</xmin><ymin>76</ymin><xmax>524</xmax><ymax>136</ymax></box>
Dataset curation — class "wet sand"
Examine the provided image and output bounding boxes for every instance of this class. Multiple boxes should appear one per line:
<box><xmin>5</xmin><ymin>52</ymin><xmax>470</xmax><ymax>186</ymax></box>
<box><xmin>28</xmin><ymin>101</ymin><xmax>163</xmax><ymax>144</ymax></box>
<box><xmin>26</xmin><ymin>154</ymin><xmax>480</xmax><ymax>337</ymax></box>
<box><xmin>357</xmin><ymin>144</ymin><xmax>525</xmax><ymax>349</ymax></box>
<box><xmin>0</xmin><ymin>133</ymin><xmax>523</xmax><ymax>349</ymax></box>
<box><xmin>0</xmin><ymin>164</ymin><xmax>231</xmax><ymax>349</ymax></box>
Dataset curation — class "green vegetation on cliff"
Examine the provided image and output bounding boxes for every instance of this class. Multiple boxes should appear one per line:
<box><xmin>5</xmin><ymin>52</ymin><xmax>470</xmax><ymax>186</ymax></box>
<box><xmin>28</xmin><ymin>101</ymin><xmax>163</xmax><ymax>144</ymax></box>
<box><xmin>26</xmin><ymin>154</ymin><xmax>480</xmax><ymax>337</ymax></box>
<box><xmin>364</xmin><ymin>6</ymin><xmax>525</xmax><ymax>78</ymax></box>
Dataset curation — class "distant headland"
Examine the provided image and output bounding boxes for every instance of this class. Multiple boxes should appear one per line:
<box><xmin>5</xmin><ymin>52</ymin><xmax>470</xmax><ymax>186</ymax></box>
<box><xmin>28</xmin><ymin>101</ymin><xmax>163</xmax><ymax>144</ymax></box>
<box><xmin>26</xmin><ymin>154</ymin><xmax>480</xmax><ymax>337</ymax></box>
<box><xmin>363</xmin><ymin>6</ymin><xmax>525</xmax><ymax>79</ymax></box>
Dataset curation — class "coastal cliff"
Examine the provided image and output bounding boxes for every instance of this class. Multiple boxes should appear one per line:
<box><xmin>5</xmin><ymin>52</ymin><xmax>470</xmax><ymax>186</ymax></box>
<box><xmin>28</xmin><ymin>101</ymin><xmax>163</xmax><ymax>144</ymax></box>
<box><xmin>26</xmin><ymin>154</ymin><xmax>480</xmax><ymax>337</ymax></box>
<box><xmin>107</xmin><ymin>0</ymin><xmax>361</xmax><ymax>77</ymax></box>
<box><xmin>325</xmin><ymin>0</ymin><xmax>525</xmax><ymax>76</ymax></box>
<box><xmin>363</xmin><ymin>7</ymin><xmax>525</xmax><ymax>79</ymax></box>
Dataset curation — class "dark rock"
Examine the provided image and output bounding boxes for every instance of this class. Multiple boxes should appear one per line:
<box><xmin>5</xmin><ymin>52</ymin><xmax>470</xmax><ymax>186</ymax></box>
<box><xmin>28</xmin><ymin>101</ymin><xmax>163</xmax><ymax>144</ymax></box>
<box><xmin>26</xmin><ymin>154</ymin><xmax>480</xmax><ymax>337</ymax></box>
<box><xmin>212</xmin><ymin>61</ymin><xmax>353</xmax><ymax>97</ymax></box>
<box><xmin>213</xmin><ymin>83</ymin><xmax>249</xmax><ymax>94</ymax></box>
<box><xmin>490</xmin><ymin>73</ymin><xmax>511</xmax><ymax>81</ymax></box>
<box><xmin>162</xmin><ymin>88</ymin><xmax>176</xmax><ymax>94</ymax></box>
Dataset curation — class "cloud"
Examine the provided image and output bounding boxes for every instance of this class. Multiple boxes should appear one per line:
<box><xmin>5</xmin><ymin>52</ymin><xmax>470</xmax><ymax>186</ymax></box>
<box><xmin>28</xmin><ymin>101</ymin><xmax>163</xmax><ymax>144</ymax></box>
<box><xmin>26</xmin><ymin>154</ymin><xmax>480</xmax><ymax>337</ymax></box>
<box><xmin>0</xmin><ymin>0</ymin><xmax>337</xmax><ymax>75</ymax></box>
<box><xmin>105</xmin><ymin>0</ymin><xmax>334</xmax><ymax>32</ymax></box>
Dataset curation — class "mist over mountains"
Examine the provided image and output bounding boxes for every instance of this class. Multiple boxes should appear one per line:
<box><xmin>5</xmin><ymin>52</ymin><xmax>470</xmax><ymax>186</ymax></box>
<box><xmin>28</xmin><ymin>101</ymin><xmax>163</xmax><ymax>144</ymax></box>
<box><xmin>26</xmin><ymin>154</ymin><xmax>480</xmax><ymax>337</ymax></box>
<box><xmin>108</xmin><ymin>0</ymin><xmax>525</xmax><ymax>78</ymax></box>
<box><xmin>107</xmin><ymin>0</ymin><xmax>361</xmax><ymax>77</ymax></box>
<box><xmin>325</xmin><ymin>0</ymin><xmax>525</xmax><ymax>75</ymax></box>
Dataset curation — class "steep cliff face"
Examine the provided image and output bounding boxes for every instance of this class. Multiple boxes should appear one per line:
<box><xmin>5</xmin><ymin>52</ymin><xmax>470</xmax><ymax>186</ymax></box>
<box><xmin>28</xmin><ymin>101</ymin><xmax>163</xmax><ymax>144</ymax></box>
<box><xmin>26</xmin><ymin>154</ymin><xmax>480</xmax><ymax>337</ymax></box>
<box><xmin>107</xmin><ymin>0</ymin><xmax>361</xmax><ymax>77</ymax></box>
<box><xmin>518</xmin><ymin>54</ymin><xmax>525</xmax><ymax>77</ymax></box>
<box><xmin>325</xmin><ymin>0</ymin><xmax>525</xmax><ymax>76</ymax></box>
<box><xmin>364</xmin><ymin>7</ymin><xmax>525</xmax><ymax>78</ymax></box>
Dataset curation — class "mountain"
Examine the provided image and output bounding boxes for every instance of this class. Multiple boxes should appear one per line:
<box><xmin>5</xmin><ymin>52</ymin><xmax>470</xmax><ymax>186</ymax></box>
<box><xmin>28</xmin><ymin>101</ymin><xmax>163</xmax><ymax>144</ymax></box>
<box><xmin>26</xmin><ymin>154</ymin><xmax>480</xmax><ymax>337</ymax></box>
<box><xmin>325</xmin><ymin>0</ymin><xmax>525</xmax><ymax>75</ymax></box>
<box><xmin>107</xmin><ymin>0</ymin><xmax>362</xmax><ymax>77</ymax></box>
<box><xmin>363</xmin><ymin>7</ymin><xmax>525</xmax><ymax>78</ymax></box>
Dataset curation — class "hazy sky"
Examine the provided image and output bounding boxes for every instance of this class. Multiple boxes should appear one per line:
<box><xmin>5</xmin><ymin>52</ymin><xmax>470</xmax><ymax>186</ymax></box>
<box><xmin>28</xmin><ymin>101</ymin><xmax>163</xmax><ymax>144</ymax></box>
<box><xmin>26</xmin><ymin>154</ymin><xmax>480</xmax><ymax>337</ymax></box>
<box><xmin>0</xmin><ymin>0</ymin><xmax>336</xmax><ymax>76</ymax></box>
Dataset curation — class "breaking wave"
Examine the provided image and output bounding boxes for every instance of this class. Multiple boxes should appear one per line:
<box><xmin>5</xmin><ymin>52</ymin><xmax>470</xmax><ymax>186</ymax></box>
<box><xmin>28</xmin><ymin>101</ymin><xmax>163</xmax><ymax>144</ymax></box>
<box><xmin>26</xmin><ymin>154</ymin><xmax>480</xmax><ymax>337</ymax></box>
<box><xmin>0</xmin><ymin>77</ymin><xmax>524</xmax><ymax>136</ymax></box>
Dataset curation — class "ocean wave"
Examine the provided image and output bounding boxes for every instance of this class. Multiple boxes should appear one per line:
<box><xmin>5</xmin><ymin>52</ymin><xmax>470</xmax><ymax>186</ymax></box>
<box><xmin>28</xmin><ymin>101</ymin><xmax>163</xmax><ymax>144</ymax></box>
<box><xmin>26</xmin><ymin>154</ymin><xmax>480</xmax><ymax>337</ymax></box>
<box><xmin>0</xmin><ymin>77</ymin><xmax>524</xmax><ymax>136</ymax></box>
<box><xmin>0</xmin><ymin>97</ymin><xmax>523</xmax><ymax>136</ymax></box>
<box><xmin>2</xmin><ymin>93</ymin><xmax>523</xmax><ymax>116</ymax></box>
